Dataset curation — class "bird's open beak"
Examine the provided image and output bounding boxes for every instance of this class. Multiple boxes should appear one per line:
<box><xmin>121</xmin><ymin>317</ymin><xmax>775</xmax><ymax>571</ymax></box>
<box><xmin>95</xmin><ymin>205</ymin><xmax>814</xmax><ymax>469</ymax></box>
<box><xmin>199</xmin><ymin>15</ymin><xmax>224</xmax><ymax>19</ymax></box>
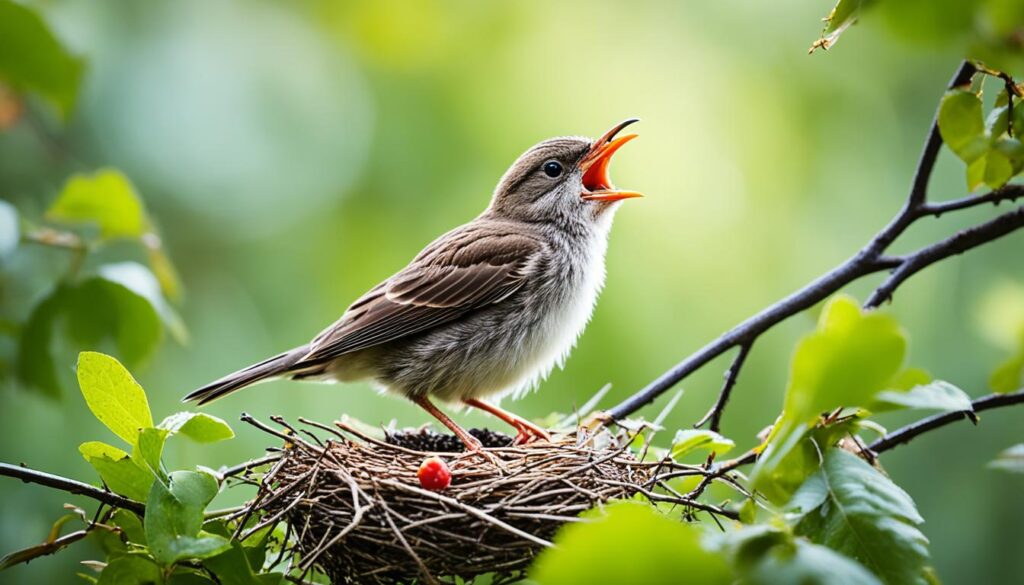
<box><xmin>579</xmin><ymin>118</ymin><xmax>643</xmax><ymax>202</ymax></box>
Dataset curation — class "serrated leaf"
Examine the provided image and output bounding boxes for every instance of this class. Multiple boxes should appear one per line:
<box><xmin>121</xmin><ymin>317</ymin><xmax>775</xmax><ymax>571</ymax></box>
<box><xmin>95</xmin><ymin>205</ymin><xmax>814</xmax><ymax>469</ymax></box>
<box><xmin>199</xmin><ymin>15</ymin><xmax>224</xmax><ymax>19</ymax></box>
<box><xmin>741</xmin><ymin>534</ymin><xmax>882</xmax><ymax>585</ymax></box>
<box><xmin>97</xmin><ymin>554</ymin><xmax>161</xmax><ymax>585</ymax></box>
<box><xmin>938</xmin><ymin>89</ymin><xmax>988</xmax><ymax>163</ymax></box>
<box><xmin>46</xmin><ymin>169</ymin><xmax>149</xmax><ymax>240</ymax></box>
<box><xmin>79</xmin><ymin>441</ymin><xmax>153</xmax><ymax>502</ymax></box>
<box><xmin>159</xmin><ymin>412</ymin><xmax>234</xmax><ymax>444</ymax></box>
<box><xmin>791</xmin><ymin>449</ymin><xmax>929</xmax><ymax>585</ymax></box>
<box><xmin>145</xmin><ymin>470</ymin><xmax>230</xmax><ymax>566</ymax></box>
<box><xmin>989</xmin><ymin>444</ymin><xmax>1024</xmax><ymax>474</ymax></box>
<box><xmin>77</xmin><ymin>352</ymin><xmax>153</xmax><ymax>446</ymax></box>
<box><xmin>0</xmin><ymin>0</ymin><xmax>83</xmax><ymax>117</ymax></box>
<box><xmin>530</xmin><ymin>502</ymin><xmax>733</xmax><ymax>585</ymax></box>
<box><xmin>671</xmin><ymin>429</ymin><xmax>734</xmax><ymax>458</ymax></box>
<box><xmin>871</xmin><ymin>380</ymin><xmax>973</xmax><ymax>413</ymax></box>
<box><xmin>986</xmin><ymin>105</ymin><xmax>1010</xmax><ymax>138</ymax></box>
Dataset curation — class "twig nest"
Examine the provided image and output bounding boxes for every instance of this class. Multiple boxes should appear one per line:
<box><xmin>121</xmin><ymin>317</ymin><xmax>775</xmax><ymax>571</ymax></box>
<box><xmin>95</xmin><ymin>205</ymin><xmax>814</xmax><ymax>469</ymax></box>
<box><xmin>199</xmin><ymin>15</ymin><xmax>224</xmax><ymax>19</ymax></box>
<box><xmin>242</xmin><ymin>417</ymin><xmax>657</xmax><ymax>584</ymax></box>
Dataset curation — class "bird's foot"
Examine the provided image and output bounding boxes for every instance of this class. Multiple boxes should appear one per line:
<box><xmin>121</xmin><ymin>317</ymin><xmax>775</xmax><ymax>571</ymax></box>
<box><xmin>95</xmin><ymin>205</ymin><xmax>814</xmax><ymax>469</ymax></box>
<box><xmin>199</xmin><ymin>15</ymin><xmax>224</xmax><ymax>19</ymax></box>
<box><xmin>456</xmin><ymin>433</ymin><xmax>506</xmax><ymax>468</ymax></box>
<box><xmin>511</xmin><ymin>422</ymin><xmax>552</xmax><ymax>446</ymax></box>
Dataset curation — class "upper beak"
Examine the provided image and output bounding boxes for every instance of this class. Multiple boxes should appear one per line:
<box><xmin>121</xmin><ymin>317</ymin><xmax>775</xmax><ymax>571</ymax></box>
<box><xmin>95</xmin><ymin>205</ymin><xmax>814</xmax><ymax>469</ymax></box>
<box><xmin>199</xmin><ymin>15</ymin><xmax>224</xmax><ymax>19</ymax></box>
<box><xmin>579</xmin><ymin>118</ymin><xmax>643</xmax><ymax>202</ymax></box>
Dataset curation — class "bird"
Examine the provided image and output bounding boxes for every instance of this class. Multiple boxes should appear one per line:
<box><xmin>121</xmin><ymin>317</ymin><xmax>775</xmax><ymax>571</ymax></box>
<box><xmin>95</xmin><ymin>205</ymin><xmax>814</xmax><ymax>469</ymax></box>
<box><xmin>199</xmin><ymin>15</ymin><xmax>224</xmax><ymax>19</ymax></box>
<box><xmin>184</xmin><ymin>119</ymin><xmax>643</xmax><ymax>453</ymax></box>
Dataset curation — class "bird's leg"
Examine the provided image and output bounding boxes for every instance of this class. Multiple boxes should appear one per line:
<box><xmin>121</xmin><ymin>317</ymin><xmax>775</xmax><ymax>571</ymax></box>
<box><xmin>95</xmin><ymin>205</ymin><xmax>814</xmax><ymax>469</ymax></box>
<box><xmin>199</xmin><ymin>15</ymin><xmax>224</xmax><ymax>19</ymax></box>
<box><xmin>463</xmin><ymin>398</ymin><xmax>551</xmax><ymax>445</ymax></box>
<box><xmin>411</xmin><ymin>395</ymin><xmax>484</xmax><ymax>451</ymax></box>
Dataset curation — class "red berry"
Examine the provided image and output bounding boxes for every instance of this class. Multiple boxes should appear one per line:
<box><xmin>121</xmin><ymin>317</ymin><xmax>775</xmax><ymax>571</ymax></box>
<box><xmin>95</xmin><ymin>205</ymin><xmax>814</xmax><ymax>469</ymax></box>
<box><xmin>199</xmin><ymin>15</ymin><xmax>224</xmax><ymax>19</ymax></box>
<box><xmin>417</xmin><ymin>456</ymin><xmax>452</xmax><ymax>490</ymax></box>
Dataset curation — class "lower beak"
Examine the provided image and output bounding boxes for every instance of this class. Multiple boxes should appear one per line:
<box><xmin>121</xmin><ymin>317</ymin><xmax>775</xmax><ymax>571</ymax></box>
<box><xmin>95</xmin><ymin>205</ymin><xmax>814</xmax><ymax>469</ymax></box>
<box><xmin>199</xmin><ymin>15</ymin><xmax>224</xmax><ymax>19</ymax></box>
<box><xmin>580</xmin><ymin>118</ymin><xmax>643</xmax><ymax>202</ymax></box>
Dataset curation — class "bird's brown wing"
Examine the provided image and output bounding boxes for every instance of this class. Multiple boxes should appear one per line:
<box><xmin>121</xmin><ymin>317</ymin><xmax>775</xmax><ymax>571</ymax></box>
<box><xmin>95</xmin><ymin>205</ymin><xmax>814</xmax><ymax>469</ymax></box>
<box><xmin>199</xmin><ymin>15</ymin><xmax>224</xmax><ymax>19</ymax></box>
<box><xmin>297</xmin><ymin>228</ymin><xmax>542</xmax><ymax>365</ymax></box>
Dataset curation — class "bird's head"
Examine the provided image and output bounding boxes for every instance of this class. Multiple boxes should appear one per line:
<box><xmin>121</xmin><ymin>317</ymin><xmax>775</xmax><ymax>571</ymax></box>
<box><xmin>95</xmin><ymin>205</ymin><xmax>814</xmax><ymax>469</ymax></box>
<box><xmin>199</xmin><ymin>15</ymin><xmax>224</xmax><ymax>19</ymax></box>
<box><xmin>489</xmin><ymin>119</ymin><xmax>642</xmax><ymax>225</ymax></box>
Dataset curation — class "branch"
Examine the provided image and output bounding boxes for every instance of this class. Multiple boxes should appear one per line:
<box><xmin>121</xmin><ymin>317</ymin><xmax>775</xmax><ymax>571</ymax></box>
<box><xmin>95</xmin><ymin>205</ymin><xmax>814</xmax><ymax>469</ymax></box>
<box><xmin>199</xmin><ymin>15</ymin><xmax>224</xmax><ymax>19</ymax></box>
<box><xmin>865</xmin><ymin>203</ymin><xmax>1024</xmax><ymax>307</ymax></box>
<box><xmin>868</xmin><ymin>389</ymin><xmax>1024</xmax><ymax>453</ymax></box>
<box><xmin>693</xmin><ymin>342</ymin><xmax>752</xmax><ymax>432</ymax></box>
<box><xmin>0</xmin><ymin>463</ymin><xmax>145</xmax><ymax>515</ymax></box>
<box><xmin>603</xmin><ymin>61</ymin><xmax>1024</xmax><ymax>423</ymax></box>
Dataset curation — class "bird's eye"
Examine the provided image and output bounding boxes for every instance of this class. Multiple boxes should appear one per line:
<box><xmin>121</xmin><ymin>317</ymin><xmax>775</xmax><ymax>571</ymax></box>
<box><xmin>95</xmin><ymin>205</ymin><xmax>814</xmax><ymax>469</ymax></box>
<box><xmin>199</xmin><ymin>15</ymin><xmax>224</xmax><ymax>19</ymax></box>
<box><xmin>542</xmin><ymin>160</ymin><xmax>563</xmax><ymax>178</ymax></box>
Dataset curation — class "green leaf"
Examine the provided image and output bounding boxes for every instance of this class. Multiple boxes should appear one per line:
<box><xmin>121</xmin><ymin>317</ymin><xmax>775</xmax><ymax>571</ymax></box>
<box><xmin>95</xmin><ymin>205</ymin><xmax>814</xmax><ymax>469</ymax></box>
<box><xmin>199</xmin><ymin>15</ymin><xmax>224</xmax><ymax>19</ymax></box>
<box><xmin>989</xmin><ymin>444</ymin><xmax>1024</xmax><ymax>474</ymax></box>
<box><xmin>783</xmin><ymin>296</ymin><xmax>907</xmax><ymax>425</ymax></box>
<box><xmin>203</xmin><ymin>540</ymin><xmax>283</xmax><ymax>585</ymax></box>
<box><xmin>97</xmin><ymin>554</ymin><xmax>162</xmax><ymax>585</ymax></box>
<box><xmin>811</xmin><ymin>0</ymin><xmax>878</xmax><ymax>52</ymax></box>
<box><xmin>966</xmin><ymin>156</ymin><xmax>987</xmax><ymax>191</ymax></box>
<box><xmin>670</xmin><ymin>429</ymin><xmax>734</xmax><ymax>458</ymax></box>
<box><xmin>77</xmin><ymin>352</ymin><xmax>154</xmax><ymax>446</ymax></box>
<box><xmin>983</xmin><ymin>149</ymin><xmax>1013</xmax><ymax>189</ymax></box>
<box><xmin>66</xmin><ymin>276</ymin><xmax>163</xmax><ymax>367</ymax></box>
<box><xmin>871</xmin><ymin>380</ymin><xmax>973</xmax><ymax>413</ymax></box>
<box><xmin>98</xmin><ymin>262</ymin><xmax>187</xmax><ymax>345</ymax></box>
<box><xmin>79</xmin><ymin>441</ymin><xmax>154</xmax><ymax>502</ymax></box>
<box><xmin>46</xmin><ymin>169</ymin><xmax>150</xmax><ymax>240</ymax></box>
<box><xmin>987</xmin><ymin>104</ymin><xmax>1010</xmax><ymax>138</ymax></box>
<box><xmin>0</xmin><ymin>199</ymin><xmax>18</xmax><ymax>258</ymax></box>
<box><xmin>730</xmin><ymin>526</ymin><xmax>882</xmax><ymax>585</ymax></box>
<box><xmin>530</xmin><ymin>502</ymin><xmax>733</xmax><ymax>585</ymax></box>
<box><xmin>137</xmin><ymin>427</ymin><xmax>169</xmax><ymax>477</ymax></box>
<box><xmin>0</xmin><ymin>0</ymin><xmax>83</xmax><ymax>117</ymax></box>
<box><xmin>15</xmin><ymin>286</ymin><xmax>69</xmax><ymax>398</ymax></box>
<box><xmin>110</xmin><ymin>509</ymin><xmax>146</xmax><ymax>545</ymax></box>
<box><xmin>790</xmin><ymin>449</ymin><xmax>929</xmax><ymax>585</ymax></box>
<box><xmin>145</xmin><ymin>470</ymin><xmax>231</xmax><ymax>566</ymax></box>
<box><xmin>938</xmin><ymin>89</ymin><xmax>988</xmax><ymax>163</ymax></box>
<box><xmin>159</xmin><ymin>412</ymin><xmax>235</xmax><ymax>444</ymax></box>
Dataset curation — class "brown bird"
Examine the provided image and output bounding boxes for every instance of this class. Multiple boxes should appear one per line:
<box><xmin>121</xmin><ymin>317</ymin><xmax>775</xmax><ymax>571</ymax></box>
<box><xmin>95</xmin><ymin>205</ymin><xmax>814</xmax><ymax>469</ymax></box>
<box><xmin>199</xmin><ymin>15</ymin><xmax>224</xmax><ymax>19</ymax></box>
<box><xmin>184</xmin><ymin>119</ymin><xmax>643</xmax><ymax>452</ymax></box>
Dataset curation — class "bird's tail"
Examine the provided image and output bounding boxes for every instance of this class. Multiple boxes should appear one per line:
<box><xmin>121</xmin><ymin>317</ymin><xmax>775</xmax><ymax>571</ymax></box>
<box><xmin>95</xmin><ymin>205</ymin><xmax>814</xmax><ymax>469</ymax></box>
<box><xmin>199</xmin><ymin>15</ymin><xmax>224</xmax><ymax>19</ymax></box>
<box><xmin>183</xmin><ymin>345</ymin><xmax>309</xmax><ymax>405</ymax></box>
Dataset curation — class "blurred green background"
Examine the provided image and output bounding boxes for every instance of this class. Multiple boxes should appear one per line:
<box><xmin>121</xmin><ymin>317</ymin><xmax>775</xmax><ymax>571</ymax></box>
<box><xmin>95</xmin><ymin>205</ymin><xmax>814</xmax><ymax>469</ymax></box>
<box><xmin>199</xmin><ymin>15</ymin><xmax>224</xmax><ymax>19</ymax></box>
<box><xmin>2</xmin><ymin>1</ymin><xmax>1022</xmax><ymax>583</ymax></box>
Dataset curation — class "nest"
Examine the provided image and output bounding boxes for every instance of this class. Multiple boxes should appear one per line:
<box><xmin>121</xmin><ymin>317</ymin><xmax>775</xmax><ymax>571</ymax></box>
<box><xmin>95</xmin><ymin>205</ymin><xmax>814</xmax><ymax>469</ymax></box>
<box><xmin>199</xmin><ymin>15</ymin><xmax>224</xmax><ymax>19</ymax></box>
<box><xmin>235</xmin><ymin>415</ymin><xmax>724</xmax><ymax>584</ymax></box>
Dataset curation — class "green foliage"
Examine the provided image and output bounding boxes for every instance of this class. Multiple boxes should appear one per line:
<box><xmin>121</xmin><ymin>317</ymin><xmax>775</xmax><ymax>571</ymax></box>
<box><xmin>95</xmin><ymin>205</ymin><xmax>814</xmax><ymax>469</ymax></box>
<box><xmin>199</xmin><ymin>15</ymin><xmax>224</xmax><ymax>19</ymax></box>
<box><xmin>78</xmin><ymin>352</ymin><xmax>154</xmax><ymax>445</ymax></box>
<box><xmin>870</xmin><ymin>380</ymin><xmax>974</xmax><ymax>413</ymax></box>
<box><xmin>145</xmin><ymin>470</ymin><xmax>231</xmax><ymax>565</ymax></box>
<box><xmin>530</xmin><ymin>502</ymin><xmax>733</xmax><ymax>585</ymax></box>
<box><xmin>46</xmin><ymin>170</ymin><xmax>151</xmax><ymax>239</ymax></box>
<box><xmin>159</xmin><ymin>413</ymin><xmax>236</xmax><ymax>444</ymax></box>
<box><xmin>671</xmin><ymin>429</ymin><xmax>735</xmax><ymax>458</ymax></box>
<box><xmin>939</xmin><ymin>86</ymin><xmax>1024</xmax><ymax>191</ymax></box>
<box><xmin>6</xmin><ymin>168</ymin><xmax>185</xmax><ymax>397</ymax></box>
<box><xmin>989</xmin><ymin>444</ymin><xmax>1024</xmax><ymax>474</ymax></box>
<box><xmin>990</xmin><ymin>328</ymin><xmax>1024</xmax><ymax>392</ymax></box>
<box><xmin>787</xmin><ymin>449</ymin><xmax>930</xmax><ymax>585</ymax></box>
<box><xmin>727</xmin><ymin>526</ymin><xmax>882</xmax><ymax>585</ymax></box>
<box><xmin>79</xmin><ymin>441</ymin><xmax>154</xmax><ymax>502</ymax></box>
<box><xmin>0</xmin><ymin>0</ymin><xmax>83</xmax><ymax>116</ymax></box>
<box><xmin>752</xmin><ymin>296</ymin><xmax>907</xmax><ymax>502</ymax></box>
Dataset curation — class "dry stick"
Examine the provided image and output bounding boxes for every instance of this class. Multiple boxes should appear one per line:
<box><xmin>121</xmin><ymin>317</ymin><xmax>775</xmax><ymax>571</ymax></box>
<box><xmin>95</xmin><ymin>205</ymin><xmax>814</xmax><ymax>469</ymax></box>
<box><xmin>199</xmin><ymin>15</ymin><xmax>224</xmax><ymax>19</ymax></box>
<box><xmin>605</xmin><ymin>61</ymin><xmax>1024</xmax><ymax>423</ymax></box>
<box><xmin>694</xmin><ymin>342</ymin><xmax>752</xmax><ymax>432</ymax></box>
<box><xmin>868</xmin><ymin>389</ymin><xmax>1024</xmax><ymax>453</ymax></box>
<box><xmin>0</xmin><ymin>463</ymin><xmax>145</xmax><ymax>515</ymax></box>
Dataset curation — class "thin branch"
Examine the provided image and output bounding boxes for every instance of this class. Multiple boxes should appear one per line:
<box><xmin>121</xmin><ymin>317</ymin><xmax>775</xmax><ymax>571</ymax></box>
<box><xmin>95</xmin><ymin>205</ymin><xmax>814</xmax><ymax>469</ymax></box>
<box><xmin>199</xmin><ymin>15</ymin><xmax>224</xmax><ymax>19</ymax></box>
<box><xmin>0</xmin><ymin>463</ymin><xmax>145</xmax><ymax>515</ymax></box>
<box><xmin>694</xmin><ymin>342</ymin><xmax>753</xmax><ymax>432</ymax></box>
<box><xmin>865</xmin><ymin>204</ymin><xmax>1024</xmax><ymax>307</ymax></box>
<box><xmin>869</xmin><ymin>389</ymin><xmax>1024</xmax><ymax>453</ymax></box>
<box><xmin>920</xmin><ymin>184</ymin><xmax>1024</xmax><ymax>216</ymax></box>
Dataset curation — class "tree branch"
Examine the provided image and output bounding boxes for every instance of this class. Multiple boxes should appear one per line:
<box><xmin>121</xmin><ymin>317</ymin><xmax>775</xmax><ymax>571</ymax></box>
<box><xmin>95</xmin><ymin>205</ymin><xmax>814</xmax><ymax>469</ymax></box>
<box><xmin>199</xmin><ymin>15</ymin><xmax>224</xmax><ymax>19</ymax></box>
<box><xmin>604</xmin><ymin>61</ymin><xmax>1024</xmax><ymax>423</ymax></box>
<box><xmin>865</xmin><ymin>204</ymin><xmax>1024</xmax><ymax>308</ymax></box>
<box><xmin>693</xmin><ymin>342</ymin><xmax>753</xmax><ymax>432</ymax></box>
<box><xmin>0</xmin><ymin>463</ymin><xmax>145</xmax><ymax>515</ymax></box>
<box><xmin>868</xmin><ymin>389</ymin><xmax>1024</xmax><ymax>453</ymax></box>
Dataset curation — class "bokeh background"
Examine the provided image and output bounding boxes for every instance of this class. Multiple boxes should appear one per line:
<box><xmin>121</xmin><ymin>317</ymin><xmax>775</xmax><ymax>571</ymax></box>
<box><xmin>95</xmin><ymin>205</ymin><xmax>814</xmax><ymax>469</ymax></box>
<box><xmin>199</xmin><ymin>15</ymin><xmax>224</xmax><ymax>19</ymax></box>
<box><xmin>2</xmin><ymin>1</ymin><xmax>1023</xmax><ymax>583</ymax></box>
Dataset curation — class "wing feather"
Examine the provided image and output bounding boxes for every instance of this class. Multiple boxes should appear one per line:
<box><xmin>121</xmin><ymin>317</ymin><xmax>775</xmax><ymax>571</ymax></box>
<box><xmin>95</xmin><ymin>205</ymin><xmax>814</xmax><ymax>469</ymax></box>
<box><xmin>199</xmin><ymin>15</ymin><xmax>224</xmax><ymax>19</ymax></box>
<box><xmin>297</xmin><ymin>227</ymin><xmax>541</xmax><ymax>365</ymax></box>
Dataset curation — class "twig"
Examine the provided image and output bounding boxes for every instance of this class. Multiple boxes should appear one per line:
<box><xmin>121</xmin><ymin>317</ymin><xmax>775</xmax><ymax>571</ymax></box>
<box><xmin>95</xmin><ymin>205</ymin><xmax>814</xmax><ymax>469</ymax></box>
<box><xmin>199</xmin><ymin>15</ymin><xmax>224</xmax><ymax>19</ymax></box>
<box><xmin>605</xmin><ymin>61</ymin><xmax>1024</xmax><ymax>422</ymax></box>
<box><xmin>868</xmin><ymin>389</ymin><xmax>1024</xmax><ymax>453</ymax></box>
<box><xmin>0</xmin><ymin>463</ymin><xmax>145</xmax><ymax>515</ymax></box>
<box><xmin>694</xmin><ymin>342</ymin><xmax>752</xmax><ymax>432</ymax></box>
